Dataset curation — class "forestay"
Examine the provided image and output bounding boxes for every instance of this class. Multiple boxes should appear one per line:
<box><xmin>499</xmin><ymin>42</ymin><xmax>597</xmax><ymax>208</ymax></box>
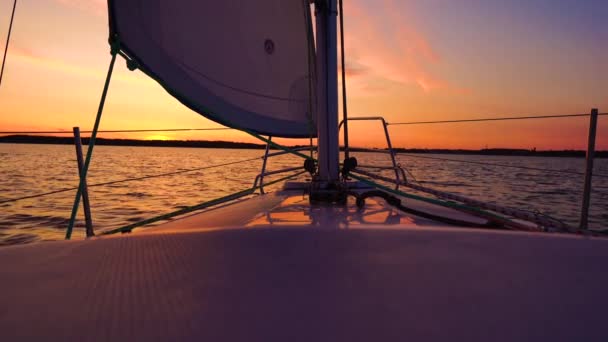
<box><xmin>108</xmin><ymin>0</ymin><xmax>317</xmax><ymax>138</ymax></box>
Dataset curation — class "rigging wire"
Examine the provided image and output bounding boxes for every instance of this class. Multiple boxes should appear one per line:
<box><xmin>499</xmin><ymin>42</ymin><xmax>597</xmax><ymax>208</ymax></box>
<box><xmin>0</xmin><ymin>128</ymin><xmax>233</xmax><ymax>134</ymax></box>
<box><xmin>1</xmin><ymin>113</ymin><xmax>605</xmax><ymax>135</ymax></box>
<box><xmin>0</xmin><ymin>156</ymin><xmax>264</xmax><ymax>205</ymax></box>
<box><xmin>389</xmin><ymin>113</ymin><xmax>608</xmax><ymax>125</ymax></box>
<box><xmin>101</xmin><ymin>170</ymin><xmax>307</xmax><ymax>236</ymax></box>
<box><xmin>397</xmin><ymin>153</ymin><xmax>608</xmax><ymax>179</ymax></box>
<box><xmin>338</xmin><ymin>0</ymin><xmax>350</xmax><ymax>160</ymax></box>
<box><xmin>0</xmin><ymin>0</ymin><xmax>17</xmax><ymax>89</ymax></box>
<box><xmin>304</xmin><ymin>0</ymin><xmax>316</xmax><ymax>160</ymax></box>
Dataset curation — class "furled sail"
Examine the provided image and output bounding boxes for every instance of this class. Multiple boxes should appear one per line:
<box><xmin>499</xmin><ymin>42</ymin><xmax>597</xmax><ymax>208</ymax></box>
<box><xmin>108</xmin><ymin>0</ymin><xmax>317</xmax><ymax>138</ymax></box>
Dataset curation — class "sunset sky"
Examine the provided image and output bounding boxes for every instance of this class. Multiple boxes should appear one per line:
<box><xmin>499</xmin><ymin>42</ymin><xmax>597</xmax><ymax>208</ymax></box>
<box><xmin>0</xmin><ymin>0</ymin><xmax>606</xmax><ymax>150</ymax></box>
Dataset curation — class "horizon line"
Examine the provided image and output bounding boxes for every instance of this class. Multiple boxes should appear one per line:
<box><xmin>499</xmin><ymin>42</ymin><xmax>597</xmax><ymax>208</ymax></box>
<box><xmin>0</xmin><ymin>135</ymin><xmax>606</xmax><ymax>155</ymax></box>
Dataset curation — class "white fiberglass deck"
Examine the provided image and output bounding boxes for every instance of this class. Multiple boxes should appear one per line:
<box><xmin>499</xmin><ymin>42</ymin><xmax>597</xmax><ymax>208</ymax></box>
<box><xmin>146</xmin><ymin>183</ymin><xmax>489</xmax><ymax>233</ymax></box>
<box><xmin>0</xmin><ymin>187</ymin><xmax>607</xmax><ymax>341</ymax></box>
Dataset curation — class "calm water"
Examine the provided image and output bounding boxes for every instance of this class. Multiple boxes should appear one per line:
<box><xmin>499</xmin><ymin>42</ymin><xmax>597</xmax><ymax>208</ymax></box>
<box><xmin>1</xmin><ymin>143</ymin><xmax>606</xmax><ymax>245</ymax></box>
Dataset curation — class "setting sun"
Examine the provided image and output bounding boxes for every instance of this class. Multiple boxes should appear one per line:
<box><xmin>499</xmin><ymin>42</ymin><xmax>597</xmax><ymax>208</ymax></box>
<box><xmin>145</xmin><ymin>135</ymin><xmax>171</xmax><ymax>141</ymax></box>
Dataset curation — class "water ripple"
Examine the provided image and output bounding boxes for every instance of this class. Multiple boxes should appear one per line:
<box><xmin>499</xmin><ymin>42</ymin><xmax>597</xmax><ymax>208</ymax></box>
<box><xmin>0</xmin><ymin>144</ymin><xmax>606</xmax><ymax>246</ymax></box>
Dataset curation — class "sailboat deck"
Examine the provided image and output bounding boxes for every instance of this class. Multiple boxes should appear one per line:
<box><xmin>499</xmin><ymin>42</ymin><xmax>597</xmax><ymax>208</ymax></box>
<box><xmin>146</xmin><ymin>184</ymin><xmax>489</xmax><ymax>234</ymax></box>
<box><xmin>0</xmin><ymin>190</ymin><xmax>607</xmax><ymax>341</ymax></box>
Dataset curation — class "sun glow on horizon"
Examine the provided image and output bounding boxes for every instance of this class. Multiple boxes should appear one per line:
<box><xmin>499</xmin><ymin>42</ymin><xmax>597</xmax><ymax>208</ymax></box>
<box><xmin>0</xmin><ymin>0</ymin><xmax>606</xmax><ymax>150</ymax></box>
<box><xmin>144</xmin><ymin>135</ymin><xmax>172</xmax><ymax>141</ymax></box>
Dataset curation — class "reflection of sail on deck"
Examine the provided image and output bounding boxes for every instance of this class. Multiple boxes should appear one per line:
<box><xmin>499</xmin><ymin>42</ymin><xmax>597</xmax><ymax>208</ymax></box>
<box><xmin>108</xmin><ymin>0</ymin><xmax>316</xmax><ymax>138</ymax></box>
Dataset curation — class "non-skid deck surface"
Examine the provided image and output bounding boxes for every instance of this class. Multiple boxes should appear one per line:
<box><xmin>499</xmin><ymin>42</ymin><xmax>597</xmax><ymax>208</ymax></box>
<box><xmin>1</xmin><ymin>227</ymin><xmax>607</xmax><ymax>341</ymax></box>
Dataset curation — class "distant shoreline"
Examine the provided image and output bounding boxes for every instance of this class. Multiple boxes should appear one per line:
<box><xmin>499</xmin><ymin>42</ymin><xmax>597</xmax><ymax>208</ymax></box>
<box><xmin>0</xmin><ymin>135</ymin><xmax>605</xmax><ymax>158</ymax></box>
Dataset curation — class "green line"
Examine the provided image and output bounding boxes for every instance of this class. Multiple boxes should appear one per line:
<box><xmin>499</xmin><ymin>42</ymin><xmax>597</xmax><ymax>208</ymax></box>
<box><xmin>245</xmin><ymin>130</ymin><xmax>313</xmax><ymax>160</ymax></box>
<box><xmin>101</xmin><ymin>189</ymin><xmax>254</xmax><ymax>235</ymax></box>
<box><xmin>101</xmin><ymin>171</ymin><xmax>306</xmax><ymax>236</ymax></box>
<box><xmin>263</xmin><ymin>171</ymin><xmax>306</xmax><ymax>188</ymax></box>
<box><xmin>0</xmin><ymin>0</ymin><xmax>17</xmax><ymax>88</ymax></box>
<box><xmin>73</xmin><ymin>122</ymin><xmax>310</xmax><ymax>238</ymax></box>
<box><xmin>348</xmin><ymin>173</ymin><xmax>517</xmax><ymax>225</ymax></box>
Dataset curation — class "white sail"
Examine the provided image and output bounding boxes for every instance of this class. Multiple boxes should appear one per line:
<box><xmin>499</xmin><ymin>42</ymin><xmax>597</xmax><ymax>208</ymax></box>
<box><xmin>108</xmin><ymin>0</ymin><xmax>317</xmax><ymax>138</ymax></box>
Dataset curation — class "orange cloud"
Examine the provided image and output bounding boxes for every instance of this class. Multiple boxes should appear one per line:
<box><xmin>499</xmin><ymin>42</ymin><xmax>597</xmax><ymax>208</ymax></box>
<box><xmin>382</xmin><ymin>0</ymin><xmax>440</xmax><ymax>64</ymax></box>
<box><xmin>55</xmin><ymin>0</ymin><xmax>106</xmax><ymax>16</ymax></box>
<box><xmin>342</xmin><ymin>0</ymin><xmax>464</xmax><ymax>94</ymax></box>
<box><xmin>8</xmin><ymin>44</ymin><xmax>150</xmax><ymax>86</ymax></box>
<box><xmin>9</xmin><ymin>44</ymin><xmax>104</xmax><ymax>78</ymax></box>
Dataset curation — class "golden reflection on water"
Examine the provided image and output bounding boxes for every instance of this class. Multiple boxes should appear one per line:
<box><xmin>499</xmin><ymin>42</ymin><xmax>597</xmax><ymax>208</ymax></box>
<box><xmin>247</xmin><ymin>195</ymin><xmax>414</xmax><ymax>228</ymax></box>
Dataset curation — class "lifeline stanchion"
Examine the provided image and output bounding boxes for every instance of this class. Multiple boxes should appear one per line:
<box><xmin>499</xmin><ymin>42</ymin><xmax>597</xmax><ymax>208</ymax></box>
<box><xmin>580</xmin><ymin>108</ymin><xmax>598</xmax><ymax>230</ymax></box>
<box><xmin>65</xmin><ymin>49</ymin><xmax>117</xmax><ymax>239</ymax></box>
<box><xmin>259</xmin><ymin>136</ymin><xmax>272</xmax><ymax>194</ymax></box>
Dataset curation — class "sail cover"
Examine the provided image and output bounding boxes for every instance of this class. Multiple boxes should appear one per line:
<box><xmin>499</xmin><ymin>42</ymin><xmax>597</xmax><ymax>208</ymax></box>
<box><xmin>108</xmin><ymin>0</ymin><xmax>316</xmax><ymax>138</ymax></box>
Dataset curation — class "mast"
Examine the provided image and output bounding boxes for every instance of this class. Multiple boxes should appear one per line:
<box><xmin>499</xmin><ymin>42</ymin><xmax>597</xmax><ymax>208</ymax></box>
<box><xmin>315</xmin><ymin>0</ymin><xmax>339</xmax><ymax>182</ymax></box>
